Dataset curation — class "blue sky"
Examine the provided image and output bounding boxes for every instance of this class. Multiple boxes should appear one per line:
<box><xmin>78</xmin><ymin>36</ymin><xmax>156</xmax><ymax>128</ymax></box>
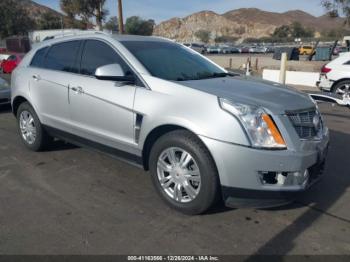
<box><xmin>34</xmin><ymin>0</ymin><xmax>326</xmax><ymax>23</ymax></box>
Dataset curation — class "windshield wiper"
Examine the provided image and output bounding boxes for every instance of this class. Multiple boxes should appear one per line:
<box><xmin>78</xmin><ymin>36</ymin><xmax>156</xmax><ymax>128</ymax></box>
<box><xmin>198</xmin><ymin>72</ymin><xmax>238</xmax><ymax>80</ymax></box>
<box><xmin>176</xmin><ymin>72</ymin><xmax>239</xmax><ymax>81</ymax></box>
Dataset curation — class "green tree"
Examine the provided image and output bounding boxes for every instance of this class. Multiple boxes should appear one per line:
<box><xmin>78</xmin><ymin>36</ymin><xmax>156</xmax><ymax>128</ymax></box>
<box><xmin>60</xmin><ymin>0</ymin><xmax>108</xmax><ymax>30</ymax></box>
<box><xmin>214</xmin><ymin>35</ymin><xmax>238</xmax><ymax>43</ymax></box>
<box><xmin>125</xmin><ymin>16</ymin><xmax>155</xmax><ymax>35</ymax></box>
<box><xmin>104</xmin><ymin>16</ymin><xmax>119</xmax><ymax>32</ymax></box>
<box><xmin>322</xmin><ymin>0</ymin><xmax>350</xmax><ymax>24</ymax></box>
<box><xmin>272</xmin><ymin>25</ymin><xmax>291</xmax><ymax>38</ymax></box>
<box><xmin>0</xmin><ymin>0</ymin><xmax>34</xmax><ymax>38</ymax></box>
<box><xmin>60</xmin><ymin>0</ymin><xmax>80</xmax><ymax>28</ymax></box>
<box><xmin>194</xmin><ymin>30</ymin><xmax>211</xmax><ymax>43</ymax></box>
<box><xmin>37</xmin><ymin>12</ymin><xmax>62</xmax><ymax>30</ymax></box>
<box><xmin>290</xmin><ymin>22</ymin><xmax>315</xmax><ymax>38</ymax></box>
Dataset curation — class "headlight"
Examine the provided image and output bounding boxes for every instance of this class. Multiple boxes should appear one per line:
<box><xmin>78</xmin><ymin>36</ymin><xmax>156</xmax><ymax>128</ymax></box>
<box><xmin>219</xmin><ymin>98</ymin><xmax>286</xmax><ymax>149</ymax></box>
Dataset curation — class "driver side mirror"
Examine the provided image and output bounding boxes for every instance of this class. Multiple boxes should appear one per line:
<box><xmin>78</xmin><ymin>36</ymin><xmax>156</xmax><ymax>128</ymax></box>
<box><xmin>95</xmin><ymin>64</ymin><xmax>135</xmax><ymax>83</ymax></box>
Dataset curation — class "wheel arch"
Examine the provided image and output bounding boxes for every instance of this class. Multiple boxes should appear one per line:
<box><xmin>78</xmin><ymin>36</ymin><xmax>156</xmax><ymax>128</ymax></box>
<box><xmin>12</xmin><ymin>96</ymin><xmax>30</xmax><ymax>117</ymax></box>
<box><xmin>141</xmin><ymin>124</ymin><xmax>218</xmax><ymax>174</ymax></box>
<box><xmin>331</xmin><ymin>78</ymin><xmax>350</xmax><ymax>92</ymax></box>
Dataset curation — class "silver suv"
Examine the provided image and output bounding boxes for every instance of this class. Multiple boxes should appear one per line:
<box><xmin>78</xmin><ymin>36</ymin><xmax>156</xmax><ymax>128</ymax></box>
<box><xmin>11</xmin><ymin>33</ymin><xmax>329</xmax><ymax>214</ymax></box>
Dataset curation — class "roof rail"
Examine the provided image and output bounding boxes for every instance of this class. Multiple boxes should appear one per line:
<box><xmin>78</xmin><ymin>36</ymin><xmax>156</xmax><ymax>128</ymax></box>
<box><xmin>44</xmin><ymin>30</ymin><xmax>111</xmax><ymax>41</ymax></box>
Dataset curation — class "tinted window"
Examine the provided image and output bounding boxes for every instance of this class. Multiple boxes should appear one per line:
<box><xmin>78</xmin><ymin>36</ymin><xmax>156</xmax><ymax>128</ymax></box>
<box><xmin>30</xmin><ymin>46</ymin><xmax>49</xmax><ymax>68</ymax></box>
<box><xmin>44</xmin><ymin>41</ymin><xmax>81</xmax><ymax>73</ymax></box>
<box><xmin>80</xmin><ymin>40</ymin><xmax>131</xmax><ymax>76</ymax></box>
<box><xmin>122</xmin><ymin>41</ymin><xmax>225</xmax><ymax>81</ymax></box>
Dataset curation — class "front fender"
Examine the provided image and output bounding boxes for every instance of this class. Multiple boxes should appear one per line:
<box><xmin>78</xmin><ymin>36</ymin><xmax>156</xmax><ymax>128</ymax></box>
<box><xmin>134</xmin><ymin>76</ymin><xmax>250</xmax><ymax>150</ymax></box>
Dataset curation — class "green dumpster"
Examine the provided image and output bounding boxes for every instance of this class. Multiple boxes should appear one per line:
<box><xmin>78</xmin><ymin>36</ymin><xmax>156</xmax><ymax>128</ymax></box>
<box><xmin>315</xmin><ymin>47</ymin><xmax>331</xmax><ymax>61</ymax></box>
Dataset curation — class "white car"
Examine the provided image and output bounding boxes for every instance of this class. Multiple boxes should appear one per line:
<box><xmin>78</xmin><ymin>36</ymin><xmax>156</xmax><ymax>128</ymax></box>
<box><xmin>317</xmin><ymin>52</ymin><xmax>350</xmax><ymax>94</ymax></box>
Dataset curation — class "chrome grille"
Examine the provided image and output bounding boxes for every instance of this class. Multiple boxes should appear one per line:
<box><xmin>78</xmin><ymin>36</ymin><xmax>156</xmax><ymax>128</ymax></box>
<box><xmin>287</xmin><ymin>110</ymin><xmax>321</xmax><ymax>139</ymax></box>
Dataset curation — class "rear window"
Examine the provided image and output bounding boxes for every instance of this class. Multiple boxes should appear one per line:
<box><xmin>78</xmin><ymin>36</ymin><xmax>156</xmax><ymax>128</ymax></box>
<box><xmin>30</xmin><ymin>46</ymin><xmax>49</xmax><ymax>68</ymax></box>
<box><xmin>44</xmin><ymin>41</ymin><xmax>81</xmax><ymax>73</ymax></box>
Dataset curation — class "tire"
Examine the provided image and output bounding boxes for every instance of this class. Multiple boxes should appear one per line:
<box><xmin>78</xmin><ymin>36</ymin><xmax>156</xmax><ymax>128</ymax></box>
<box><xmin>16</xmin><ymin>102</ymin><xmax>52</xmax><ymax>151</ymax></box>
<box><xmin>331</xmin><ymin>80</ymin><xmax>350</xmax><ymax>95</ymax></box>
<box><xmin>149</xmin><ymin>130</ymin><xmax>219</xmax><ymax>215</ymax></box>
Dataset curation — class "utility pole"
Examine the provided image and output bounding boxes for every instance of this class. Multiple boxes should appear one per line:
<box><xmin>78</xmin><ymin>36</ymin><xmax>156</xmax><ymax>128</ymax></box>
<box><xmin>118</xmin><ymin>0</ymin><xmax>124</xmax><ymax>34</ymax></box>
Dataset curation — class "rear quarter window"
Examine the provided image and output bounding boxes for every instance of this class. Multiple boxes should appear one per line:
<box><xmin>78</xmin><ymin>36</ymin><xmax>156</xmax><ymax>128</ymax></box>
<box><xmin>30</xmin><ymin>46</ymin><xmax>49</xmax><ymax>68</ymax></box>
<box><xmin>44</xmin><ymin>41</ymin><xmax>81</xmax><ymax>73</ymax></box>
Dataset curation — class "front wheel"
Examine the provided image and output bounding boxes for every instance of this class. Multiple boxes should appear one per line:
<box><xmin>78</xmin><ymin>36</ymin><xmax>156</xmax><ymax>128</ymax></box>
<box><xmin>149</xmin><ymin>130</ymin><xmax>219</xmax><ymax>215</ymax></box>
<box><xmin>17</xmin><ymin>102</ymin><xmax>52</xmax><ymax>151</ymax></box>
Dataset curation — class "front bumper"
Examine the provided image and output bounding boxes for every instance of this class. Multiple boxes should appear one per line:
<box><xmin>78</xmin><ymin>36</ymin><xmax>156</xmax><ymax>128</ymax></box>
<box><xmin>199</xmin><ymin>132</ymin><xmax>330</xmax><ymax>208</ymax></box>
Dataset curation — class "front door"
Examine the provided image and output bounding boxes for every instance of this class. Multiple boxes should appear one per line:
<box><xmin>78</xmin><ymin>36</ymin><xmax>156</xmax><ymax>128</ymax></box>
<box><xmin>68</xmin><ymin>40</ymin><xmax>137</xmax><ymax>153</ymax></box>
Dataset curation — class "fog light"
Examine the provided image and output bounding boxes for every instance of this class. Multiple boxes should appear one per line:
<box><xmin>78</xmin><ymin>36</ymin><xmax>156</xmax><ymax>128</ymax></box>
<box><xmin>259</xmin><ymin>170</ymin><xmax>309</xmax><ymax>186</ymax></box>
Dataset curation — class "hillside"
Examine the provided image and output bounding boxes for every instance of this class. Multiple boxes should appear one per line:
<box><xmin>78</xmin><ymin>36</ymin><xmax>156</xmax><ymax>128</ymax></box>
<box><xmin>154</xmin><ymin>8</ymin><xmax>347</xmax><ymax>42</ymax></box>
<box><xmin>18</xmin><ymin>0</ymin><xmax>63</xmax><ymax>22</ymax></box>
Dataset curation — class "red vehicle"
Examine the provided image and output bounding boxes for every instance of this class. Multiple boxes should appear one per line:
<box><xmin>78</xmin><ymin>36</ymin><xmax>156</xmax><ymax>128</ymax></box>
<box><xmin>1</xmin><ymin>54</ymin><xmax>24</xmax><ymax>74</ymax></box>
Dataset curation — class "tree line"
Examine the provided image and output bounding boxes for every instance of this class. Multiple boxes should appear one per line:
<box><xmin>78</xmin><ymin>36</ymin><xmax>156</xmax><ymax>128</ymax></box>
<box><xmin>0</xmin><ymin>0</ymin><xmax>155</xmax><ymax>39</ymax></box>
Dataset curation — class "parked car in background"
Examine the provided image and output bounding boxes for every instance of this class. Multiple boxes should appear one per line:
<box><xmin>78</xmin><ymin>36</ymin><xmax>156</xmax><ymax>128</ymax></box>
<box><xmin>183</xmin><ymin>43</ymin><xmax>206</xmax><ymax>54</ymax></box>
<box><xmin>255</xmin><ymin>46</ymin><xmax>268</xmax><ymax>54</ymax></box>
<box><xmin>0</xmin><ymin>53</ymin><xmax>10</xmax><ymax>63</ymax></box>
<box><xmin>1</xmin><ymin>54</ymin><xmax>24</xmax><ymax>74</ymax></box>
<box><xmin>206</xmin><ymin>45</ymin><xmax>222</xmax><ymax>54</ymax></box>
<box><xmin>11</xmin><ymin>33</ymin><xmax>329</xmax><ymax>215</ymax></box>
<box><xmin>333</xmin><ymin>46</ymin><xmax>349</xmax><ymax>56</ymax></box>
<box><xmin>317</xmin><ymin>52</ymin><xmax>350</xmax><ymax>94</ymax></box>
<box><xmin>221</xmin><ymin>46</ymin><xmax>241</xmax><ymax>54</ymax></box>
<box><xmin>248</xmin><ymin>46</ymin><xmax>257</xmax><ymax>53</ymax></box>
<box><xmin>240</xmin><ymin>46</ymin><xmax>250</xmax><ymax>53</ymax></box>
<box><xmin>265</xmin><ymin>46</ymin><xmax>275</xmax><ymax>53</ymax></box>
<box><xmin>299</xmin><ymin>45</ymin><xmax>315</xmax><ymax>56</ymax></box>
<box><xmin>0</xmin><ymin>77</ymin><xmax>11</xmax><ymax>105</ymax></box>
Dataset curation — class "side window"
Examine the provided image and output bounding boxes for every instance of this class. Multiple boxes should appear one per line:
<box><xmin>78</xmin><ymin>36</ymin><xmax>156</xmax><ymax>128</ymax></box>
<box><xmin>44</xmin><ymin>41</ymin><xmax>81</xmax><ymax>73</ymax></box>
<box><xmin>30</xmin><ymin>46</ymin><xmax>49</xmax><ymax>68</ymax></box>
<box><xmin>80</xmin><ymin>40</ymin><xmax>132</xmax><ymax>76</ymax></box>
<box><xmin>344</xmin><ymin>60</ymin><xmax>350</xmax><ymax>65</ymax></box>
<box><xmin>7</xmin><ymin>55</ymin><xmax>16</xmax><ymax>61</ymax></box>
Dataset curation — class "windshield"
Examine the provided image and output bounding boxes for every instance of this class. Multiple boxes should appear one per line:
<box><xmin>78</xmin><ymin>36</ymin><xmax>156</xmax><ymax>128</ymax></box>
<box><xmin>121</xmin><ymin>41</ymin><xmax>225</xmax><ymax>81</ymax></box>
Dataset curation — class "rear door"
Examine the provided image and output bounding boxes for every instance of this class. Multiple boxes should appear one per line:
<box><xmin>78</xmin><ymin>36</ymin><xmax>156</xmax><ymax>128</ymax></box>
<box><xmin>29</xmin><ymin>40</ymin><xmax>81</xmax><ymax>132</ymax></box>
<box><xmin>67</xmin><ymin>39</ymin><xmax>138</xmax><ymax>153</ymax></box>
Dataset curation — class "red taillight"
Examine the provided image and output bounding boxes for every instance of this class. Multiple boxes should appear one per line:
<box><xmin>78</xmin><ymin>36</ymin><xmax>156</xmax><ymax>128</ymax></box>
<box><xmin>321</xmin><ymin>65</ymin><xmax>332</xmax><ymax>74</ymax></box>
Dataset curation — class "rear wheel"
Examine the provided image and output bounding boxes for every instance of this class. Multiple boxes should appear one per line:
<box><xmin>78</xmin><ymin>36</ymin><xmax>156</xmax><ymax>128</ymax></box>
<box><xmin>149</xmin><ymin>130</ymin><xmax>219</xmax><ymax>215</ymax></box>
<box><xmin>17</xmin><ymin>102</ymin><xmax>52</xmax><ymax>151</ymax></box>
<box><xmin>331</xmin><ymin>80</ymin><xmax>350</xmax><ymax>95</ymax></box>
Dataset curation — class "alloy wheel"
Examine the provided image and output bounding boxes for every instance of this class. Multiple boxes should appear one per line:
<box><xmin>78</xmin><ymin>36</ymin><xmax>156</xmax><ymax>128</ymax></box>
<box><xmin>19</xmin><ymin>110</ymin><xmax>37</xmax><ymax>145</ymax></box>
<box><xmin>157</xmin><ymin>147</ymin><xmax>201</xmax><ymax>203</ymax></box>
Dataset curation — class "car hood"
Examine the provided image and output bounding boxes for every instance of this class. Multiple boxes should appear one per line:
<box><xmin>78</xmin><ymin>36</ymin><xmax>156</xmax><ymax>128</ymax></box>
<box><xmin>179</xmin><ymin>76</ymin><xmax>315</xmax><ymax>114</ymax></box>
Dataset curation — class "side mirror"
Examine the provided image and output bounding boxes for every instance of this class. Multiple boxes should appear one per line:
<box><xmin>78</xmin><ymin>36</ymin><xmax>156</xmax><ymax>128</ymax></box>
<box><xmin>95</xmin><ymin>64</ymin><xmax>135</xmax><ymax>83</ymax></box>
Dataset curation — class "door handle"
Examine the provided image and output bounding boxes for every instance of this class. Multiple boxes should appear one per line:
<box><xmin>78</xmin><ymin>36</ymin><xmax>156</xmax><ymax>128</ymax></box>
<box><xmin>71</xmin><ymin>86</ymin><xmax>84</xmax><ymax>94</ymax></box>
<box><xmin>32</xmin><ymin>75</ymin><xmax>41</xmax><ymax>81</ymax></box>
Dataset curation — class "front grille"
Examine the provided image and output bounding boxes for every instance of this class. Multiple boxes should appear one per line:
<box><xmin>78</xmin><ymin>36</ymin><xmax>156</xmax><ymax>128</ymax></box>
<box><xmin>287</xmin><ymin>109</ymin><xmax>322</xmax><ymax>139</ymax></box>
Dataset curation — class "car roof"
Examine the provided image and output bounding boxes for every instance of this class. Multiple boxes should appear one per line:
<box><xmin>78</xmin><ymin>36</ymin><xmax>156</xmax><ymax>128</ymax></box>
<box><xmin>47</xmin><ymin>32</ymin><xmax>168</xmax><ymax>43</ymax></box>
<box><xmin>32</xmin><ymin>32</ymin><xmax>173</xmax><ymax>52</ymax></box>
